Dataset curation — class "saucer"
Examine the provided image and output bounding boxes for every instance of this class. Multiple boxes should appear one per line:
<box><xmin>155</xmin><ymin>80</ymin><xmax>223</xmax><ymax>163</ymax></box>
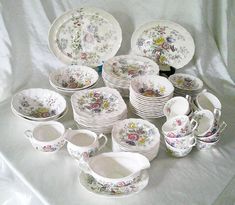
<box><xmin>79</xmin><ymin>170</ymin><xmax>149</xmax><ymax>198</ymax></box>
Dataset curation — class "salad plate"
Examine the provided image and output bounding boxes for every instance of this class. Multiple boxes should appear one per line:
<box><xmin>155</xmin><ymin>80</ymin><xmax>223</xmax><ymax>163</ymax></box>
<box><xmin>48</xmin><ymin>7</ymin><xmax>122</xmax><ymax>67</ymax></box>
<box><xmin>11</xmin><ymin>88</ymin><xmax>67</xmax><ymax>121</ymax></box>
<box><xmin>79</xmin><ymin>170</ymin><xmax>149</xmax><ymax>198</ymax></box>
<box><xmin>131</xmin><ymin>20</ymin><xmax>195</xmax><ymax>69</ymax></box>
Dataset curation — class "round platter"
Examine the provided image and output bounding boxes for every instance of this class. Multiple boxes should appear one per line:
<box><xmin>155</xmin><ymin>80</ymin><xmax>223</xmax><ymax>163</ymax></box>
<box><xmin>48</xmin><ymin>7</ymin><xmax>122</xmax><ymax>67</ymax></box>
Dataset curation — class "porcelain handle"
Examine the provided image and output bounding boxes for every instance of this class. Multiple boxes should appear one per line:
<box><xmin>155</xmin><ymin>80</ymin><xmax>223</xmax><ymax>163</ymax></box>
<box><xmin>188</xmin><ymin>137</ymin><xmax>196</xmax><ymax>147</ymax></box>
<box><xmin>77</xmin><ymin>153</ymin><xmax>92</xmax><ymax>174</ymax></box>
<box><xmin>190</xmin><ymin>119</ymin><xmax>198</xmax><ymax>132</ymax></box>
<box><xmin>213</xmin><ymin>108</ymin><xmax>221</xmax><ymax>123</ymax></box>
<box><xmin>218</xmin><ymin>121</ymin><xmax>227</xmax><ymax>135</ymax></box>
<box><xmin>24</xmin><ymin>130</ymin><xmax>33</xmax><ymax>139</ymax></box>
<box><xmin>98</xmin><ymin>133</ymin><xmax>108</xmax><ymax>151</ymax></box>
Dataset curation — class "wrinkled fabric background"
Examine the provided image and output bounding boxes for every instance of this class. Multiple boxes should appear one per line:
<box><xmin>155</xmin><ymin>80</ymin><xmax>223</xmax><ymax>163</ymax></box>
<box><xmin>0</xmin><ymin>0</ymin><xmax>235</xmax><ymax>205</ymax></box>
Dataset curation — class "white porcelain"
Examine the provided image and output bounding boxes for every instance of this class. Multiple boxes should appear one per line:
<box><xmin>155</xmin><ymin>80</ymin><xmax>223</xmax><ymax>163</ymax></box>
<box><xmin>78</xmin><ymin>152</ymin><xmax>150</xmax><ymax>187</ymax></box>
<box><xmin>24</xmin><ymin>121</ymin><xmax>66</xmax><ymax>152</ymax></box>
<box><xmin>49</xmin><ymin>65</ymin><xmax>99</xmax><ymax>91</ymax></box>
<box><xmin>193</xmin><ymin>109</ymin><xmax>215</xmax><ymax>136</ymax></box>
<box><xmin>163</xmin><ymin>96</ymin><xmax>190</xmax><ymax>119</ymax></box>
<box><xmin>48</xmin><ymin>7</ymin><xmax>122</xmax><ymax>67</ymax></box>
<box><xmin>196</xmin><ymin>90</ymin><xmax>221</xmax><ymax>112</ymax></box>
<box><xmin>162</xmin><ymin>115</ymin><xmax>198</xmax><ymax>138</ymax></box>
<box><xmin>164</xmin><ymin>139</ymin><xmax>193</xmax><ymax>157</ymax></box>
<box><xmin>196</xmin><ymin>138</ymin><xmax>219</xmax><ymax>150</ymax></box>
<box><xmin>64</xmin><ymin>129</ymin><xmax>107</xmax><ymax>159</ymax></box>
<box><xmin>79</xmin><ymin>170</ymin><xmax>149</xmax><ymax>198</ymax></box>
<box><xmin>11</xmin><ymin>88</ymin><xmax>67</xmax><ymax>121</ymax></box>
<box><xmin>131</xmin><ymin>20</ymin><xmax>195</xmax><ymax>69</ymax></box>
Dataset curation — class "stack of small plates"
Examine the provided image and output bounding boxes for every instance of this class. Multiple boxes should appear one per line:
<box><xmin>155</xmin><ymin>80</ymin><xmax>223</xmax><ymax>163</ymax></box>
<box><xmin>71</xmin><ymin>87</ymin><xmax>127</xmax><ymax>134</ymax></box>
<box><xmin>112</xmin><ymin>118</ymin><xmax>161</xmax><ymax>161</ymax></box>
<box><xmin>102</xmin><ymin>55</ymin><xmax>159</xmax><ymax>97</ymax></box>
<box><xmin>49</xmin><ymin>65</ymin><xmax>99</xmax><ymax>96</ymax></box>
<box><xmin>11</xmin><ymin>88</ymin><xmax>67</xmax><ymax>123</ymax></box>
<box><xmin>168</xmin><ymin>73</ymin><xmax>203</xmax><ymax>98</ymax></box>
<box><xmin>129</xmin><ymin>75</ymin><xmax>174</xmax><ymax>118</ymax></box>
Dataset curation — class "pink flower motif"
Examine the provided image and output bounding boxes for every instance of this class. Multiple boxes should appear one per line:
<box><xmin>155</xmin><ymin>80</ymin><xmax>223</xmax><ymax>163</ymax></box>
<box><xmin>84</xmin><ymin>33</ymin><xmax>94</xmax><ymax>43</ymax></box>
<box><xmin>167</xmin><ymin>132</ymin><xmax>176</xmax><ymax>138</ymax></box>
<box><xmin>91</xmin><ymin>103</ymin><xmax>100</xmax><ymax>109</ymax></box>
<box><xmin>80</xmin><ymin>52</ymin><xmax>87</xmax><ymax>60</ymax></box>
<box><xmin>128</xmin><ymin>134</ymin><xmax>139</xmax><ymax>141</ymax></box>
<box><xmin>162</xmin><ymin>42</ymin><xmax>170</xmax><ymax>49</ymax></box>
<box><xmin>176</xmin><ymin>119</ymin><xmax>182</xmax><ymax>126</ymax></box>
<box><xmin>41</xmin><ymin>112</ymin><xmax>50</xmax><ymax>118</ymax></box>
<box><xmin>94</xmin><ymin>92</ymin><xmax>100</xmax><ymax>97</ymax></box>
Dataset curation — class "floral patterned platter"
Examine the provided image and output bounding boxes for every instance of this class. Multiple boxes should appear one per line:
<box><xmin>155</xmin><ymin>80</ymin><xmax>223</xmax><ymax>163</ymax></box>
<box><xmin>112</xmin><ymin>118</ymin><xmax>160</xmax><ymax>150</ymax></box>
<box><xmin>79</xmin><ymin>170</ymin><xmax>149</xmax><ymax>198</ymax></box>
<box><xmin>49</xmin><ymin>65</ymin><xmax>99</xmax><ymax>91</ymax></box>
<box><xmin>11</xmin><ymin>88</ymin><xmax>67</xmax><ymax>121</ymax></box>
<box><xmin>168</xmin><ymin>73</ymin><xmax>203</xmax><ymax>91</ymax></box>
<box><xmin>102</xmin><ymin>55</ymin><xmax>159</xmax><ymax>84</ymax></box>
<box><xmin>48</xmin><ymin>7</ymin><xmax>122</xmax><ymax>67</ymax></box>
<box><xmin>71</xmin><ymin>87</ymin><xmax>127</xmax><ymax>120</ymax></box>
<box><xmin>131</xmin><ymin>20</ymin><xmax>195</xmax><ymax>69</ymax></box>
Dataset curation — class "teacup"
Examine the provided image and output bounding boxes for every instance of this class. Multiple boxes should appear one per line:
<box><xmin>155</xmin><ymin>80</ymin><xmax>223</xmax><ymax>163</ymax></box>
<box><xmin>163</xmin><ymin>96</ymin><xmax>190</xmax><ymax>120</ymax></box>
<box><xmin>196</xmin><ymin>138</ymin><xmax>219</xmax><ymax>150</ymax></box>
<box><xmin>64</xmin><ymin>129</ymin><xmax>108</xmax><ymax>159</ymax></box>
<box><xmin>195</xmin><ymin>90</ymin><xmax>221</xmax><ymax>112</ymax></box>
<box><xmin>24</xmin><ymin>121</ymin><xmax>66</xmax><ymax>153</ymax></box>
<box><xmin>162</xmin><ymin>115</ymin><xmax>198</xmax><ymax>138</ymax></box>
<box><xmin>164</xmin><ymin>139</ymin><xmax>193</xmax><ymax>157</ymax></box>
<box><xmin>165</xmin><ymin>133</ymin><xmax>196</xmax><ymax>149</ymax></box>
<box><xmin>193</xmin><ymin>109</ymin><xmax>215</xmax><ymax>137</ymax></box>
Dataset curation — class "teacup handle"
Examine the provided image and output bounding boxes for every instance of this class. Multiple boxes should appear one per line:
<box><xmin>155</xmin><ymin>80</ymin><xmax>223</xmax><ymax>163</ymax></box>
<box><xmin>97</xmin><ymin>133</ymin><xmax>108</xmax><ymax>151</ymax></box>
<box><xmin>218</xmin><ymin>121</ymin><xmax>227</xmax><ymax>135</ymax></box>
<box><xmin>190</xmin><ymin>119</ymin><xmax>198</xmax><ymax>132</ymax></box>
<box><xmin>188</xmin><ymin>137</ymin><xmax>197</xmax><ymax>147</ymax></box>
<box><xmin>24</xmin><ymin>130</ymin><xmax>33</xmax><ymax>139</ymax></box>
<box><xmin>213</xmin><ymin>108</ymin><xmax>221</xmax><ymax>123</ymax></box>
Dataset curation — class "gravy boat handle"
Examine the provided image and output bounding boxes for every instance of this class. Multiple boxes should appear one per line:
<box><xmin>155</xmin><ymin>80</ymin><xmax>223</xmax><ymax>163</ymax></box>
<box><xmin>77</xmin><ymin>153</ymin><xmax>92</xmax><ymax>175</ymax></box>
<box><xmin>217</xmin><ymin>121</ymin><xmax>227</xmax><ymax>135</ymax></box>
<box><xmin>24</xmin><ymin>130</ymin><xmax>33</xmax><ymax>139</ymax></box>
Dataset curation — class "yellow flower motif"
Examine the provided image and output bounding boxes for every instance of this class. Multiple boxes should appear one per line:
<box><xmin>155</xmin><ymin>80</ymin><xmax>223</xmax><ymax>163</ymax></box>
<box><xmin>89</xmin><ymin>91</ymin><xmax>94</xmax><ymax>97</ymax></box>
<box><xmin>154</xmin><ymin>37</ymin><xmax>165</xmax><ymax>45</ymax></box>
<box><xmin>176</xmin><ymin>78</ymin><xmax>184</xmax><ymax>85</ymax></box>
<box><xmin>37</xmin><ymin>107</ymin><xmax>49</xmax><ymax>113</ymax></box>
<box><xmin>129</xmin><ymin>122</ymin><xmax>137</xmax><ymax>129</ymax></box>
<box><xmin>159</xmin><ymin>55</ymin><xmax>167</xmax><ymax>64</ymax></box>
<box><xmin>159</xmin><ymin>86</ymin><xmax>166</xmax><ymax>94</ymax></box>
<box><xmin>103</xmin><ymin>100</ymin><xmax>109</xmax><ymax>109</ymax></box>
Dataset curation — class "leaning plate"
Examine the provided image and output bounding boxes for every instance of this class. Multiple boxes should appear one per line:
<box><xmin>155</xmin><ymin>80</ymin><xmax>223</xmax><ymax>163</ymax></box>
<box><xmin>131</xmin><ymin>20</ymin><xmax>195</xmax><ymax>69</ymax></box>
<box><xmin>79</xmin><ymin>170</ymin><xmax>149</xmax><ymax>198</ymax></box>
<box><xmin>11</xmin><ymin>88</ymin><xmax>67</xmax><ymax>121</ymax></box>
<box><xmin>49</xmin><ymin>7</ymin><xmax>122</xmax><ymax>67</ymax></box>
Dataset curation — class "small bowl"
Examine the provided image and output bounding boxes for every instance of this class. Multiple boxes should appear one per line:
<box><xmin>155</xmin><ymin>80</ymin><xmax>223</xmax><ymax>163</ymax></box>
<box><xmin>24</xmin><ymin>121</ymin><xmax>66</xmax><ymax>152</ymax></box>
<box><xmin>164</xmin><ymin>139</ymin><xmax>193</xmax><ymax>157</ymax></box>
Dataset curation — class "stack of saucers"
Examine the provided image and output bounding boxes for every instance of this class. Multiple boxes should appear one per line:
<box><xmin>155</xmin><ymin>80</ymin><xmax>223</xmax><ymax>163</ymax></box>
<box><xmin>168</xmin><ymin>73</ymin><xmax>203</xmax><ymax>98</ymax></box>
<box><xmin>11</xmin><ymin>88</ymin><xmax>67</xmax><ymax>123</ymax></box>
<box><xmin>71</xmin><ymin>87</ymin><xmax>127</xmax><ymax>134</ymax></box>
<box><xmin>49</xmin><ymin>65</ymin><xmax>99</xmax><ymax>96</ymax></box>
<box><xmin>112</xmin><ymin>118</ymin><xmax>161</xmax><ymax>161</ymax></box>
<box><xmin>102</xmin><ymin>55</ymin><xmax>159</xmax><ymax>97</ymax></box>
<box><xmin>129</xmin><ymin>75</ymin><xmax>174</xmax><ymax>118</ymax></box>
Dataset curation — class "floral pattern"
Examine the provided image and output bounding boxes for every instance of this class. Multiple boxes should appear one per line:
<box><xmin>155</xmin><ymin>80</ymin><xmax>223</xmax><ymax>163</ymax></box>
<box><xmin>118</xmin><ymin>121</ymin><xmax>156</xmax><ymax>147</ymax></box>
<box><xmin>132</xmin><ymin>21</ymin><xmax>194</xmax><ymax>68</ymax></box>
<box><xmin>68</xmin><ymin>148</ymin><xmax>97</xmax><ymax>159</ymax></box>
<box><xmin>34</xmin><ymin>139</ymin><xmax>65</xmax><ymax>152</ymax></box>
<box><xmin>51</xmin><ymin>7</ymin><xmax>121</xmax><ymax>67</ymax></box>
<box><xmin>76</xmin><ymin>91</ymin><xmax>119</xmax><ymax>114</ymax></box>
<box><xmin>138</xmin><ymin>85</ymin><xmax>165</xmax><ymax>97</ymax></box>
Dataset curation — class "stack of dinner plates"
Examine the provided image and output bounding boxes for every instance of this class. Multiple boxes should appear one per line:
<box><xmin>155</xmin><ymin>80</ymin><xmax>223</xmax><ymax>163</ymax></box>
<box><xmin>102</xmin><ymin>55</ymin><xmax>159</xmax><ymax>97</ymax></box>
<box><xmin>112</xmin><ymin>118</ymin><xmax>161</xmax><ymax>161</ymax></box>
<box><xmin>129</xmin><ymin>75</ymin><xmax>174</xmax><ymax>118</ymax></box>
<box><xmin>168</xmin><ymin>73</ymin><xmax>203</xmax><ymax>98</ymax></box>
<box><xmin>71</xmin><ymin>87</ymin><xmax>127</xmax><ymax>134</ymax></box>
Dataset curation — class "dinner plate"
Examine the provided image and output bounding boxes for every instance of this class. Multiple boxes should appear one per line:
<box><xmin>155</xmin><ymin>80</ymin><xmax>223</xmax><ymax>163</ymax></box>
<box><xmin>48</xmin><ymin>7</ymin><xmax>122</xmax><ymax>67</ymax></box>
<box><xmin>131</xmin><ymin>20</ymin><xmax>195</xmax><ymax>69</ymax></box>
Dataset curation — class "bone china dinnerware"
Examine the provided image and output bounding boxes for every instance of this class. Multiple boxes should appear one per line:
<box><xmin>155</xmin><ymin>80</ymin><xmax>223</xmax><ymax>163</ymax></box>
<box><xmin>195</xmin><ymin>90</ymin><xmax>222</xmax><ymax>111</ymax></box>
<box><xmin>78</xmin><ymin>152</ymin><xmax>150</xmax><ymax>186</ymax></box>
<box><xmin>168</xmin><ymin>73</ymin><xmax>204</xmax><ymax>98</ymax></box>
<box><xmin>79</xmin><ymin>170</ymin><xmax>149</xmax><ymax>197</ymax></box>
<box><xmin>129</xmin><ymin>75</ymin><xmax>174</xmax><ymax>118</ymax></box>
<box><xmin>163</xmin><ymin>96</ymin><xmax>190</xmax><ymax>119</ymax></box>
<box><xmin>102</xmin><ymin>55</ymin><xmax>159</xmax><ymax>97</ymax></box>
<box><xmin>24</xmin><ymin>121</ymin><xmax>66</xmax><ymax>152</ymax></box>
<box><xmin>193</xmin><ymin>109</ymin><xmax>215</xmax><ymax>137</ymax></box>
<box><xmin>64</xmin><ymin>129</ymin><xmax>107</xmax><ymax>159</ymax></box>
<box><xmin>48</xmin><ymin>7</ymin><xmax>122</xmax><ymax>67</ymax></box>
<box><xmin>131</xmin><ymin>20</ymin><xmax>195</xmax><ymax>69</ymax></box>
<box><xmin>11</xmin><ymin>88</ymin><xmax>67</xmax><ymax>121</ymax></box>
<box><xmin>112</xmin><ymin>118</ymin><xmax>161</xmax><ymax>161</ymax></box>
<box><xmin>71</xmin><ymin>87</ymin><xmax>127</xmax><ymax>134</ymax></box>
<box><xmin>49</xmin><ymin>65</ymin><xmax>99</xmax><ymax>92</ymax></box>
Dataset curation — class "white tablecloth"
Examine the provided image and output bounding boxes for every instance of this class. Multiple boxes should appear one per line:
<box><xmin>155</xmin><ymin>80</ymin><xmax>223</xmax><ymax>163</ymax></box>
<box><xmin>0</xmin><ymin>0</ymin><xmax>235</xmax><ymax>204</ymax></box>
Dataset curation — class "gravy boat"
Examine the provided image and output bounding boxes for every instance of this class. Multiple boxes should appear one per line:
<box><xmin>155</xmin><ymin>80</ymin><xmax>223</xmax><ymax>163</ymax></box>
<box><xmin>78</xmin><ymin>152</ymin><xmax>150</xmax><ymax>186</ymax></box>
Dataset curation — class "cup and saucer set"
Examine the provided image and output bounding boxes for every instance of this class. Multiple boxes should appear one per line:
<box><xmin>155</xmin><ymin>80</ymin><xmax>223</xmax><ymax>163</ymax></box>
<box><xmin>10</xmin><ymin>6</ymin><xmax>227</xmax><ymax>197</ymax></box>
